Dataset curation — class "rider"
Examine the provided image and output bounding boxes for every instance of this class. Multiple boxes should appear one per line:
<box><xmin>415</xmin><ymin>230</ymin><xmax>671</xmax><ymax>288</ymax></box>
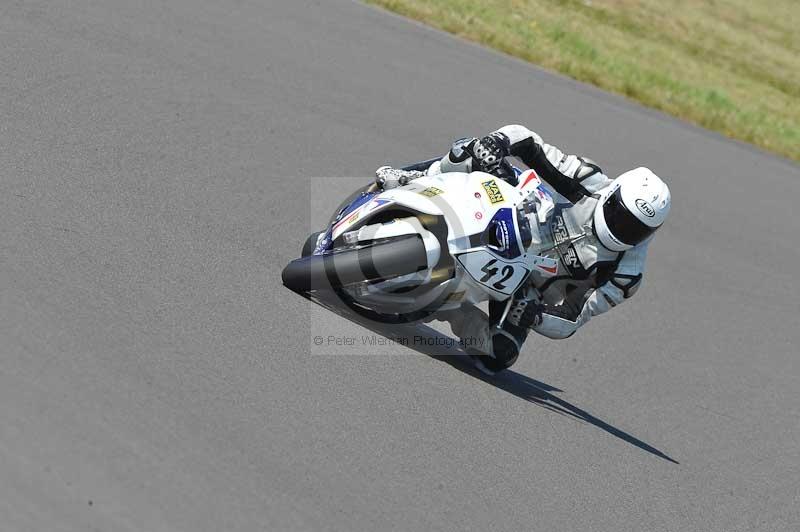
<box><xmin>375</xmin><ymin>124</ymin><xmax>671</xmax><ymax>371</ymax></box>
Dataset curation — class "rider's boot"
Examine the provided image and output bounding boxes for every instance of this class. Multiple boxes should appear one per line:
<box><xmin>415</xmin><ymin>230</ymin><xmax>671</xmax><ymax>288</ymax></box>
<box><xmin>483</xmin><ymin>288</ymin><xmax>545</xmax><ymax>371</ymax></box>
<box><xmin>484</xmin><ymin>300</ymin><xmax>529</xmax><ymax>372</ymax></box>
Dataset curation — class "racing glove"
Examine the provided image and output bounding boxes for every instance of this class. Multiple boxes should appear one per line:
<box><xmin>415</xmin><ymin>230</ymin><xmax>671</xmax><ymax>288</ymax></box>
<box><xmin>506</xmin><ymin>294</ymin><xmax>544</xmax><ymax>329</ymax></box>
<box><xmin>481</xmin><ymin>292</ymin><xmax>542</xmax><ymax>372</ymax></box>
<box><xmin>469</xmin><ymin>133</ymin><xmax>518</xmax><ymax>185</ymax></box>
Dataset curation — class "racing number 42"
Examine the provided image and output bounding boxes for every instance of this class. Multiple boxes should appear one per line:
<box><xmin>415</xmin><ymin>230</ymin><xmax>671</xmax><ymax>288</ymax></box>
<box><xmin>479</xmin><ymin>259</ymin><xmax>514</xmax><ymax>290</ymax></box>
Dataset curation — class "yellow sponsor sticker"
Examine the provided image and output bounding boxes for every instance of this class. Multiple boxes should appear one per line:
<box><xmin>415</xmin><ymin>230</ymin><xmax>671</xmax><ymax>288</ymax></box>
<box><xmin>418</xmin><ymin>186</ymin><xmax>444</xmax><ymax>197</ymax></box>
<box><xmin>481</xmin><ymin>179</ymin><xmax>505</xmax><ymax>204</ymax></box>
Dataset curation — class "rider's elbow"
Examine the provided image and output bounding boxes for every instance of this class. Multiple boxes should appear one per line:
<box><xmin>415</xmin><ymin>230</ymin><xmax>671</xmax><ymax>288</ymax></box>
<box><xmin>495</xmin><ymin>124</ymin><xmax>541</xmax><ymax>145</ymax></box>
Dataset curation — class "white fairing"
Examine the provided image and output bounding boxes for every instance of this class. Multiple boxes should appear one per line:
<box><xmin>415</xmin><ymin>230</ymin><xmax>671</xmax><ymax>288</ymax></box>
<box><xmin>354</xmin><ymin>217</ymin><xmax>441</xmax><ymax>276</ymax></box>
<box><xmin>337</xmin><ymin>171</ymin><xmax>557</xmax><ymax>313</ymax></box>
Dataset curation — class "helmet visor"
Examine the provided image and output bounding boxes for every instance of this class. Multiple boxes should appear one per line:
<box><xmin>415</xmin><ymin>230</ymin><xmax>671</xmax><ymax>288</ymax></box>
<box><xmin>602</xmin><ymin>188</ymin><xmax>658</xmax><ymax>246</ymax></box>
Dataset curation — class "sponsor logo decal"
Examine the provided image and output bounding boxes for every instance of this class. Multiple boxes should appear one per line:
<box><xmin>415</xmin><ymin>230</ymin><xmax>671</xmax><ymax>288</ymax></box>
<box><xmin>333</xmin><ymin>210</ymin><xmax>359</xmax><ymax>231</ymax></box>
<box><xmin>474</xmin><ymin>211</ymin><xmax>483</xmax><ymax>220</ymax></box>
<box><xmin>552</xmin><ymin>213</ymin><xmax>569</xmax><ymax>245</ymax></box>
<box><xmin>551</xmin><ymin>208</ymin><xmax>584</xmax><ymax>272</ymax></box>
<box><xmin>635</xmin><ymin>198</ymin><xmax>656</xmax><ymax>218</ymax></box>
<box><xmin>418</xmin><ymin>186</ymin><xmax>444</xmax><ymax>197</ymax></box>
<box><xmin>519</xmin><ymin>170</ymin><xmax>541</xmax><ymax>189</ymax></box>
<box><xmin>538</xmin><ymin>263</ymin><xmax>558</xmax><ymax>274</ymax></box>
<box><xmin>563</xmin><ymin>246</ymin><xmax>580</xmax><ymax>267</ymax></box>
<box><xmin>343</xmin><ymin>211</ymin><xmax>359</xmax><ymax>225</ymax></box>
<box><xmin>481</xmin><ymin>180</ymin><xmax>505</xmax><ymax>204</ymax></box>
<box><xmin>494</xmin><ymin>220</ymin><xmax>511</xmax><ymax>251</ymax></box>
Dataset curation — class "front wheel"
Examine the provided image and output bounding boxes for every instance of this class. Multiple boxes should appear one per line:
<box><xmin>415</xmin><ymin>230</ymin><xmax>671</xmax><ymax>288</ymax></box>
<box><xmin>301</xmin><ymin>231</ymin><xmax>324</xmax><ymax>257</ymax></box>
<box><xmin>281</xmin><ymin>234</ymin><xmax>428</xmax><ymax>293</ymax></box>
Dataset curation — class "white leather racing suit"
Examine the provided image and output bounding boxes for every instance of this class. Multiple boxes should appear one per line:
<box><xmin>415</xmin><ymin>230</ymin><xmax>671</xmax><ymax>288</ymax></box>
<box><xmin>431</xmin><ymin>125</ymin><xmax>649</xmax><ymax>342</ymax></box>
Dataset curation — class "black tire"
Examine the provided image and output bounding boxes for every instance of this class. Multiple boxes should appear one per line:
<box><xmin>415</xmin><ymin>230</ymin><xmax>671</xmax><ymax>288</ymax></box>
<box><xmin>281</xmin><ymin>235</ymin><xmax>428</xmax><ymax>293</ymax></box>
<box><xmin>473</xmin><ymin>352</ymin><xmax>519</xmax><ymax>374</ymax></box>
<box><xmin>467</xmin><ymin>332</ymin><xmax>520</xmax><ymax>374</ymax></box>
<box><xmin>331</xmin><ymin>287</ymin><xmax>436</xmax><ymax>324</ymax></box>
<box><xmin>301</xmin><ymin>231</ymin><xmax>323</xmax><ymax>257</ymax></box>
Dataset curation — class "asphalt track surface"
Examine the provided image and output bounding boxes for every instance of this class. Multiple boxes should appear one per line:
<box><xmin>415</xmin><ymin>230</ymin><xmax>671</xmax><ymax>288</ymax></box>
<box><xmin>2</xmin><ymin>1</ymin><xmax>800</xmax><ymax>531</ymax></box>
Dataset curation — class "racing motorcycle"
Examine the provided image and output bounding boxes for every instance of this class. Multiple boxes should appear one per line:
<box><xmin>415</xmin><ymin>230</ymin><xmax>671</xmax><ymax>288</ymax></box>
<box><xmin>281</xmin><ymin>158</ymin><xmax>563</xmax><ymax>367</ymax></box>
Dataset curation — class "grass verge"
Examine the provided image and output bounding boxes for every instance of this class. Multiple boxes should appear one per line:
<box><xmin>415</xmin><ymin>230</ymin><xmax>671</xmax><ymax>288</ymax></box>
<box><xmin>366</xmin><ymin>0</ymin><xmax>800</xmax><ymax>162</ymax></box>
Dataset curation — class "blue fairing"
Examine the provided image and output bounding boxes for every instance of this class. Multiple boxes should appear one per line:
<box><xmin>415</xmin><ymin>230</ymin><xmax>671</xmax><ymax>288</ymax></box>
<box><xmin>315</xmin><ymin>190</ymin><xmax>377</xmax><ymax>254</ymax></box>
<box><xmin>482</xmin><ymin>207</ymin><xmax>522</xmax><ymax>259</ymax></box>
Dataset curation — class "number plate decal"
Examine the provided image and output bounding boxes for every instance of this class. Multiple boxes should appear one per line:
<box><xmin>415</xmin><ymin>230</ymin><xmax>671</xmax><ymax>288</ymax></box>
<box><xmin>456</xmin><ymin>249</ymin><xmax>531</xmax><ymax>297</ymax></box>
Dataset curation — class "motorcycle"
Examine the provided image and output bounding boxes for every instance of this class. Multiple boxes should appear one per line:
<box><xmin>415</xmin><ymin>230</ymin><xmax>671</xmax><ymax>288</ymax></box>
<box><xmin>281</xmin><ymin>158</ymin><xmax>562</xmax><ymax>369</ymax></box>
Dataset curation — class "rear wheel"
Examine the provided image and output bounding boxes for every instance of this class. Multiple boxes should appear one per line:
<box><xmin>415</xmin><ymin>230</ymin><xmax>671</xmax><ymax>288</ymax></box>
<box><xmin>331</xmin><ymin>286</ymin><xmax>437</xmax><ymax>324</ymax></box>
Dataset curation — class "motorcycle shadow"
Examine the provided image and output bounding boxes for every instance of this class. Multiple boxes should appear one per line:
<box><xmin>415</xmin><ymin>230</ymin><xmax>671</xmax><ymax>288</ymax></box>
<box><xmin>307</xmin><ymin>290</ymin><xmax>678</xmax><ymax>465</ymax></box>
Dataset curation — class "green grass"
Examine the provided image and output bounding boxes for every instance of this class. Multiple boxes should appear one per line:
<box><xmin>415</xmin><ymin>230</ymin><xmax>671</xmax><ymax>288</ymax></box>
<box><xmin>366</xmin><ymin>0</ymin><xmax>800</xmax><ymax>162</ymax></box>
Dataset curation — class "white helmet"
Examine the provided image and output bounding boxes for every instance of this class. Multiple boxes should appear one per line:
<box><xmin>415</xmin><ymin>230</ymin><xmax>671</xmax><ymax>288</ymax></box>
<box><xmin>593</xmin><ymin>167</ymin><xmax>671</xmax><ymax>251</ymax></box>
